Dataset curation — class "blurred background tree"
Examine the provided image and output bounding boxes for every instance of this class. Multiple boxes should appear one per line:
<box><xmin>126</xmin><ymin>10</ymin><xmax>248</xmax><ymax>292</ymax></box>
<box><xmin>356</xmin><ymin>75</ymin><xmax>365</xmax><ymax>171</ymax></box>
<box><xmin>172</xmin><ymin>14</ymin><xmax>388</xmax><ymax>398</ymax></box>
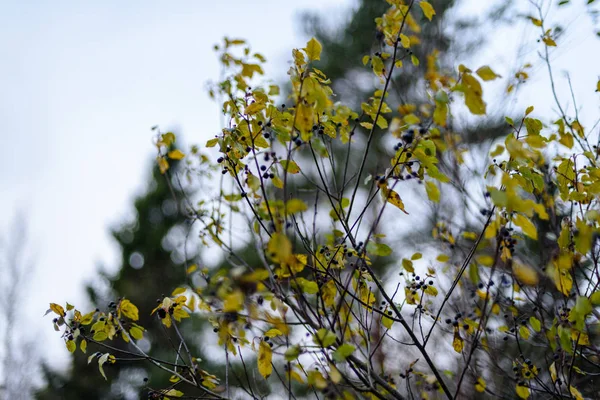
<box><xmin>36</xmin><ymin>147</ymin><xmax>225</xmax><ymax>399</ymax></box>
<box><xmin>0</xmin><ymin>213</ymin><xmax>39</xmax><ymax>400</ymax></box>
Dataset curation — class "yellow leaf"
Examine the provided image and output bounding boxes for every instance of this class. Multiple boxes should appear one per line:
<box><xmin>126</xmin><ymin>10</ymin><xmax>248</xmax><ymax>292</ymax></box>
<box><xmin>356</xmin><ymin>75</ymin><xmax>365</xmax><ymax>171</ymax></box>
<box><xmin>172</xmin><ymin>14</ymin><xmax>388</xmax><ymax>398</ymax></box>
<box><xmin>167</xmin><ymin>149</ymin><xmax>185</xmax><ymax>160</ymax></box>
<box><xmin>453</xmin><ymin>331</ymin><xmax>464</xmax><ymax>353</ymax></box>
<box><xmin>80</xmin><ymin>339</ymin><xmax>87</xmax><ymax>353</ymax></box>
<box><xmin>529</xmin><ymin>17</ymin><xmax>542</xmax><ymax>27</ymax></box>
<box><xmin>476</xmin><ymin>66</ymin><xmax>501</xmax><ymax>81</ymax></box>
<box><xmin>286</xmin><ymin>199</ymin><xmax>308</xmax><ymax>214</ymax></box>
<box><xmin>399</xmin><ymin>34</ymin><xmax>410</xmax><ymax>48</ymax></box>
<box><xmin>158</xmin><ymin>157</ymin><xmax>169</xmax><ymax>174</ymax></box>
<box><xmin>513</xmin><ymin>262</ymin><xmax>539</xmax><ymax>286</ymax></box>
<box><xmin>119</xmin><ymin>299</ymin><xmax>139</xmax><ymax>321</ymax></box>
<box><xmin>280</xmin><ymin>160</ymin><xmax>300</xmax><ymax>174</ymax></box>
<box><xmin>516</xmin><ymin>385</ymin><xmax>530</xmax><ymax>399</ymax></box>
<box><xmin>50</xmin><ymin>303</ymin><xmax>66</xmax><ymax>317</ymax></box>
<box><xmin>462</xmin><ymin>73</ymin><xmax>486</xmax><ymax>115</ymax></box>
<box><xmin>245</xmin><ymin>102</ymin><xmax>266</xmax><ymax>115</ymax></box>
<box><xmin>419</xmin><ymin>1</ymin><xmax>436</xmax><ymax>21</ymax></box>
<box><xmin>66</xmin><ymin>340</ymin><xmax>76</xmax><ymax>353</ymax></box>
<box><xmin>186</xmin><ymin>264</ymin><xmax>197</xmax><ymax>274</ymax></box>
<box><xmin>305</xmin><ymin>37</ymin><xmax>322</xmax><ymax>61</ymax></box>
<box><xmin>475</xmin><ymin>377</ymin><xmax>486</xmax><ymax>393</ymax></box>
<box><xmin>268</xmin><ymin>233</ymin><xmax>293</xmax><ymax>264</ymax></box>
<box><xmin>543</xmin><ymin>36</ymin><xmax>557</xmax><ymax>47</ymax></box>
<box><xmin>514</xmin><ymin>214</ymin><xmax>537</xmax><ymax>240</ymax></box>
<box><xmin>425</xmin><ymin>181</ymin><xmax>440</xmax><ymax>202</ymax></box>
<box><xmin>550</xmin><ymin>362</ymin><xmax>557</xmax><ymax>382</ymax></box>
<box><xmin>258</xmin><ymin>341</ymin><xmax>273</xmax><ymax>378</ymax></box>
<box><xmin>569</xmin><ymin>386</ymin><xmax>583</xmax><ymax>400</ymax></box>
<box><xmin>223</xmin><ymin>290</ymin><xmax>244</xmax><ymax>312</ymax></box>
<box><xmin>380</xmin><ymin>184</ymin><xmax>409</xmax><ymax>214</ymax></box>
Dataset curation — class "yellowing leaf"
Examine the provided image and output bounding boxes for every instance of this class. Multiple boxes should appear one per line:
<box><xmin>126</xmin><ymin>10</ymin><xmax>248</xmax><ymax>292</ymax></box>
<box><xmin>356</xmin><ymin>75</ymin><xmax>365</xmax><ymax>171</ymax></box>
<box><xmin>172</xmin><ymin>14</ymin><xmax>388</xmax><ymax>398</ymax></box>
<box><xmin>425</xmin><ymin>181</ymin><xmax>440</xmax><ymax>202</ymax></box>
<box><xmin>569</xmin><ymin>386</ymin><xmax>583</xmax><ymax>400</ymax></box>
<box><xmin>529</xmin><ymin>316</ymin><xmax>541</xmax><ymax>332</ymax></box>
<box><xmin>453</xmin><ymin>331</ymin><xmax>464</xmax><ymax>353</ymax></box>
<box><xmin>130</xmin><ymin>326</ymin><xmax>144</xmax><ymax>340</ymax></box>
<box><xmin>66</xmin><ymin>340</ymin><xmax>76</xmax><ymax>353</ymax></box>
<box><xmin>119</xmin><ymin>299</ymin><xmax>139</xmax><ymax>321</ymax></box>
<box><xmin>543</xmin><ymin>36</ymin><xmax>557</xmax><ymax>47</ymax></box>
<box><xmin>462</xmin><ymin>73</ymin><xmax>486</xmax><ymax>115</ymax></box>
<box><xmin>258</xmin><ymin>341</ymin><xmax>273</xmax><ymax>378</ymax></box>
<box><xmin>205</xmin><ymin>138</ymin><xmax>219</xmax><ymax>148</ymax></box>
<box><xmin>268</xmin><ymin>233</ymin><xmax>293</xmax><ymax>264</ymax></box>
<box><xmin>305</xmin><ymin>37</ymin><xmax>322</xmax><ymax>61</ymax></box>
<box><xmin>476</xmin><ymin>66</ymin><xmax>501</xmax><ymax>81</ymax></box>
<box><xmin>516</xmin><ymin>385</ymin><xmax>530</xmax><ymax>399</ymax></box>
<box><xmin>280</xmin><ymin>160</ymin><xmax>300</xmax><ymax>174</ymax></box>
<box><xmin>333</xmin><ymin>343</ymin><xmax>355</xmax><ymax>362</ymax></box>
<box><xmin>80</xmin><ymin>339</ymin><xmax>87</xmax><ymax>353</ymax></box>
<box><xmin>50</xmin><ymin>303</ymin><xmax>66</xmax><ymax>317</ymax></box>
<box><xmin>245</xmin><ymin>102</ymin><xmax>266</xmax><ymax>115</ymax></box>
<box><xmin>529</xmin><ymin>17</ymin><xmax>542</xmax><ymax>27</ymax></box>
<box><xmin>313</xmin><ymin>329</ymin><xmax>337</xmax><ymax>347</ymax></box>
<box><xmin>400</xmin><ymin>34</ymin><xmax>410</xmax><ymax>48</ymax></box>
<box><xmin>286</xmin><ymin>199</ymin><xmax>307</xmax><ymax>214</ymax></box>
<box><xmin>164</xmin><ymin>389</ymin><xmax>184</xmax><ymax>398</ymax></box>
<box><xmin>167</xmin><ymin>149</ymin><xmax>185</xmax><ymax>160</ymax></box>
<box><xmin>475</xmin><ymin>377</ymin><xmax>486</xmax><ymax>393</ymax></box>
<box><xmin>223</xmin><ymin>290</ymin><xmax>244</xmax><ymax>312</ymax></box>
<box><xmin>513</xmin><ymin>262</ymin><xmax>539</xmax><ymax>286</ymax></box>
<box><xmin>420</xmin><ymin>1</ymin><xmax>436</xmax><ymax>21</ymax></box>
<box><xmin>514</xmin><ymin>214</ymin><xmax>537</xmax><ymax>240</ymax></box>
<box><xmin>380</xmin><ymin>184</ymin><xmax>409</xmax><ymax>214</ymax></box>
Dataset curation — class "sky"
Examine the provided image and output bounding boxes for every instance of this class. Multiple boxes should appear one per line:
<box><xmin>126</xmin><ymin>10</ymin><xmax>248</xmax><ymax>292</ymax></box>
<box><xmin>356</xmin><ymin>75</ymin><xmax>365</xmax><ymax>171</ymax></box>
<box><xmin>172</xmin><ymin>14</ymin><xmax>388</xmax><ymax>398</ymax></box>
<box><xmin>0</xmin><ymin>0</ymin><xmax>598</xmax><ymax>384</ymax></box>
<box><xmin>0</xmin><ymin>0</ymin><xmax>350</xmax><ymax>373</ymax></box>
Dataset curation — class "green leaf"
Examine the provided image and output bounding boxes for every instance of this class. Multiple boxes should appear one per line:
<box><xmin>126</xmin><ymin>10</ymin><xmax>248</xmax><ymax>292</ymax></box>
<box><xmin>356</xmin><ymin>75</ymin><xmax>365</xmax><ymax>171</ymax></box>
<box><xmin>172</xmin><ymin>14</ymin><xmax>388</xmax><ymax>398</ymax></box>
<box><xmin>366</xmin><ymin>241</ymin><xmax>392</xmax><ymax>257</ymax></box>
<box><xmin>130</xmin><ymin>326</ymin><xmax>144</xmax><ymax>340</ymax></box>
<box><xmin>590</xmin><ymin>291</ymin><xmax>600</xmax><ymax>305</ymax></box>
<box><xmin>313</xmin><ymin>328</ymin><xmax>336</xmax><ymax>347</ymax></box>
<box><xmin>529</xmin><ymin>316</ymin><xmax>541</xmax><ymax>332</ymax></box>
<box><xmin>206</xmin><ymin>138</ymin><xmax>219</xmax><ymax>148</ymax></box>
<box><xmin>333</xmin><ymin>343</ymin><xmax>355</xmax><ymax>362</ymax></box>
<box><xmin>296</xmin><ymin>278</ymin><xmax>318</xmax><ymax>294</ymax></box>
<box><xmin>574</xmin><ymin>296</ymin><xmax>592</xmax><ymax>317</ymax></box>
<box><xmin>284</xmin><ymin>345</ymin><xmax>301</xmax><ymax>361</ymax></box>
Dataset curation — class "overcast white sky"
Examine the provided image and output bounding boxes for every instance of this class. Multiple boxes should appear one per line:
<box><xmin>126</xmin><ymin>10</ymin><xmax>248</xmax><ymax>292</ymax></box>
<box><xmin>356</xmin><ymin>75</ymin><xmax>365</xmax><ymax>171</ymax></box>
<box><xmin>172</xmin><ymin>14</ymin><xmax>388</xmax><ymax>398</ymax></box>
<box><xmin>0</xmin><ymin>0</ymin><xmax>598</xmax><ymax>379</ymax></box>
<box><xmin>0</xmin><ymin>0</ymin><xmax>350</xmax><ymax>371</ymax></box>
